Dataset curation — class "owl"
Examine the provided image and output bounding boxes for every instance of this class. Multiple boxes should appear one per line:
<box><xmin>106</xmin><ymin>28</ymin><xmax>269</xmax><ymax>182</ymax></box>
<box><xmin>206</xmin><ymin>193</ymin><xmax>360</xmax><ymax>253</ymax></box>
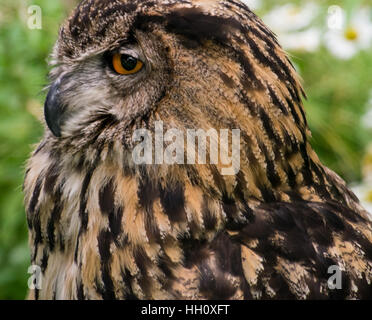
<box><xmin>24</xmin><ymin>0</ymin><xmax>372</xmax><ymax>300</ymax></box>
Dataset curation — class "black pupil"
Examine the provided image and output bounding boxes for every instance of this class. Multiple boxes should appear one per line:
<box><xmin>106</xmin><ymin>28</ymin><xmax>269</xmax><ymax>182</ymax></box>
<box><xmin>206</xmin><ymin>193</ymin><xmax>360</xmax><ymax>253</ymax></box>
<box><xmin>121</xmin><ymin>55</ymin><xmax>138</xmax><ymax>71</ymax></box>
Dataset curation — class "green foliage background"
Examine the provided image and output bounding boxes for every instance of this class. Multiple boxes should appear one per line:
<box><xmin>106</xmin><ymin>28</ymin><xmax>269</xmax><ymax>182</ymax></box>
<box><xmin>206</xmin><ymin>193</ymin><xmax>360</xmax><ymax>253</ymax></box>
<box><xmin>0</xmin><ymin>0</ymin><xmax>371</xmax><ymax>299</ymax></box>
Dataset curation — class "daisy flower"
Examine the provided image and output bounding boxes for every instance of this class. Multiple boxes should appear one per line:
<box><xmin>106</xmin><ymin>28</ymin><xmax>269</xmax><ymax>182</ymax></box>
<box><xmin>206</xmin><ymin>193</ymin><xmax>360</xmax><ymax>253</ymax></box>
<box><xmin>278</xmin><ymin>28</ymin><xmax>321</xmax><ymax>53</ymax></box>
<box><xmin>324</xmin><ymin>8</ymin><xmax>372</xmax><ymax>60</ymax></box>
<box><xmin>263</xmin><ymin>3</ymin><xmax>319</xmax><ymax>33</ymax></box>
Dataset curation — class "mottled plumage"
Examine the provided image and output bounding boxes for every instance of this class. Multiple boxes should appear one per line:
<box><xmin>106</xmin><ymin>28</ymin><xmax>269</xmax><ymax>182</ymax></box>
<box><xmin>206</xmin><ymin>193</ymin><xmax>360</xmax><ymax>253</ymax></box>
<box><xmin>24</xmin><ymin>0</ymin><xmax>372</xmax><ymax>300</ymax></box>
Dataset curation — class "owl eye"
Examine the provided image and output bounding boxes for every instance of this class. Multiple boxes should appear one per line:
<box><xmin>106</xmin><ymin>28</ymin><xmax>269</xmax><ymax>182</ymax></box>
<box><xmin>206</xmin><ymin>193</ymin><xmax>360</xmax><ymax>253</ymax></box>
<box><xmin>112</xmin><ymin>53</ymin><xmax>143</xmax><ymax>75</ymax></box>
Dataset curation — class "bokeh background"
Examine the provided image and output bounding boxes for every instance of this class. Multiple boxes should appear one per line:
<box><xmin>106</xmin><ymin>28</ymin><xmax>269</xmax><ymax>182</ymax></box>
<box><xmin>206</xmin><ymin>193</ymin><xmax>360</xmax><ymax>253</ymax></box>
<box><xmin>0</xmin><ymin>0</ymin><xmax>371</xmax><ymax>299</ymax></box>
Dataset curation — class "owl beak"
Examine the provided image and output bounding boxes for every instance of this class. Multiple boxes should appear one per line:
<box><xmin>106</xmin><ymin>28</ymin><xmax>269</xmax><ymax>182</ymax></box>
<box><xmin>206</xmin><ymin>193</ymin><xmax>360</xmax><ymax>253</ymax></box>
<box><xmin>44</xmin><ymin>78</ymin><xmax>65</xmax><ymax>138</ymax></box>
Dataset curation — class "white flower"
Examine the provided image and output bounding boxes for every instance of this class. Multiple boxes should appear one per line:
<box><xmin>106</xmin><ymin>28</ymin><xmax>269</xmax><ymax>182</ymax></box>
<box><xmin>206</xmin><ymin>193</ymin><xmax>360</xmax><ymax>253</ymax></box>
<box><xmin>240</xmin><ymin>0</ymin><xmax>262</xmax><ymax>11</ymax></box>
<box><xmin>263</xmin><ymin>3</ymin><xmax>319</xmax><ymax>33</ymax></box>
<box><xmin>324</xmin><ymin>8</ymin><xmax>372</xmax><ymax>60</ymax></box>
<box><xmin>352</xmin><ymin>145</ymin><xmax>372</xmax><ymax>219</ymax></box>
<box><xmin>262</xmin><ymin>3</ymin><xmax>321</xmax><ymax>53</ymax></box>
<box><xmin>363</xmin><ymin>108</ymin><xmax>372</xmax><ymax>129</ymax></box>
<box><xmin>278</xmin><ymin>28</ymin><xmax>321</xmax><ymax>53</ymax></box>
<box><xmin>327</xmin><ymin>5</ymin><xmax>344</xmax><ymax>30</ymax></box>
<box><xmin>351</xmin><ymin>184</ymin><xmax>372</xmax><ymax>218</ymax></box>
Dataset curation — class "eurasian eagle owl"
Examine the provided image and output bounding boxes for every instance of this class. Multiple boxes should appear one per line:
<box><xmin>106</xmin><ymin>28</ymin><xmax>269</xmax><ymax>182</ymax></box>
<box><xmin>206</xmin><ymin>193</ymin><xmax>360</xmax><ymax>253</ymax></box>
<box><xmin>24</xmin><ymin>0</ymin><xmax>372</xmax><ymax>300</ymax></box>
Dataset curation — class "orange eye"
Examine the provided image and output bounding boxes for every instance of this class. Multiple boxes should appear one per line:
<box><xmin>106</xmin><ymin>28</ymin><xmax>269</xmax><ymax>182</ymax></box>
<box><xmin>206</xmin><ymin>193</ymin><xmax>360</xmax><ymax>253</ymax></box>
<box><xmin>112</xmin><ymin>53</ymin><xmax>143</xmax><ymax>75</ymax></box>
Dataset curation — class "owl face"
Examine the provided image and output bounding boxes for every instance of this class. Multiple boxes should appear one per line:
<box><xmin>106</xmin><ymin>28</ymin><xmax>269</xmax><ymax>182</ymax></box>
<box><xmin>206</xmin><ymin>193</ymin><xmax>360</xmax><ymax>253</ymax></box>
<box><xmin>45</xmin><ymin>30</ymin><xmax>170</xmax><ymax>138</ymax></box>
<box><xmin>44</xmin><ymin>0</ymin><xmax>306</xmax><ymax>174</ymax></box>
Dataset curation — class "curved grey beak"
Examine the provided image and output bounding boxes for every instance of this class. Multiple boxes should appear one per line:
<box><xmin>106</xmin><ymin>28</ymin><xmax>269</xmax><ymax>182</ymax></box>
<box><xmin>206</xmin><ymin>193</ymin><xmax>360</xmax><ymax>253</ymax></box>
<box><xmin>44</xmin><ymin>77</ymin><xmax>66</xmax><ymax>137</ymax></box>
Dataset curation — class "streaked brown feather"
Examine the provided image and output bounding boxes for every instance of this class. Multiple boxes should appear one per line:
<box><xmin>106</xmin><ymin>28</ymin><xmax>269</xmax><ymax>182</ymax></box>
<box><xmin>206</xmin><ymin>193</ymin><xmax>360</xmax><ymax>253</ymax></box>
<box><xmin>24</xmin><ymin>0</ymin><xmax>372</xmax><ymax>300</ymax></box>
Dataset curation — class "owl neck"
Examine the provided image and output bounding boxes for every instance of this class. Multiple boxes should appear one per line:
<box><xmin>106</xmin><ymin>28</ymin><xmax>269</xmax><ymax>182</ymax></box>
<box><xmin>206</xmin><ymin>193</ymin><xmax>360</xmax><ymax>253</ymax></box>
<box><xmin>24</xmin><ymin>135</ymin><xmax>361</xmax><ymax>299</ymax></box>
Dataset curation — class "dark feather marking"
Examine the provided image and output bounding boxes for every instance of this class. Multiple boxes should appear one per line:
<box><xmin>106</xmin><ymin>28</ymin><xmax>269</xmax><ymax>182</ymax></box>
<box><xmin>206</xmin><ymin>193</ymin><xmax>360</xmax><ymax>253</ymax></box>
<box><xmin>69</xmin><ymin>0</ymin><xmax>93</xmax><ymax>32</ymax></box>
<box><xmin>109</xmin><ymin>206</ymin><xmax>124</xmax><ymax>244</ymax></box>
<box><xmin>212</xmin><ymin>232</ymin><xmax>244</xmax><ymax>277</ymax></box>
<box><xmin>297</xmin><ymin>100</ymin><xmax>308</xmax><ymax>126</ymax></box>
<box><xmin>136</xmin><ymin>10</ymin><xmax>265</xmax><ymax>91</ymax></box>
<box><xmin>88</xmin><ymin>114</ymin><xmax>119</xmax><ymax>145</ymax></box>
<box><xmin>260</xmin><ymin>202</ymin><xmax>329</xmax><ymax>261</ymax></box>
<box><xmin>132</xmin><ymin>13</ymin><xmax>165</xmax><ymax>32</ymax></box>
<box><xmin>28</xmin><ymin>175</ymin><xmax>43</xmax><ymax>215</ymax></box>
<box><xmin>245</xmin><ymin>35</ymin><xmax>288</xmax><ymax>83</ymax></box>
<box><xmin>23</xmin><ymin>169</ymin><xmax>31</xmax><ymax>192</ymax></box>
<box><xmin>32</xmin><ymin>211</ymin><xmax>42</xmax><ymax>261</ymax></box>
<box><xmin>267</xmin><ymin>272</ymin><xmax>297</xmax><ymax>300</ymax></box>
<box><xmin>285</xmin><ymin>164</ymin><xmax>297</xmax><ymax>189</ymax></box>
<box><xmin>44</xmin><ymin>157</ymin><xmax>61</xmax><ymax>194</ymax></box>
<box><xmin>77</xmin><ymin>281</ymin><xmax>85</xmax><ymax>300</ymax></box>
<box><xmin>198</xmin><ymin>262</ymin><xmax>237</xmax><ymax>300</ymax></box>
<box><xmin>74</xmin><ymin>234</ymin><xmax>80</xmax><ymax>263</ymax></box>
<box><xmin>94</xmin><ymin>5</ymin><xmax>138</xmax><ymax>38</ymax></box>
<box><xmin>201</xmin><ymin>196</ymin><xmax>217</xmax><ymax>231</ymax></box>
<box><xmin>164</xmin><ymin>8</ymin><xmax>243</xmax><ymax>46</ymax></box>
<box><xmin>329</xmin><ymin>183</ymin><xmax>348</xmax><ymax>205</ymax></box>
<box><xmin>138</xmin><ymin>9</ymin><xmax>264</xmax><ymax>89</ymax></box>
<box><xmin>320</xmin><ymin>208</ymin><xmax>345</xmax><ymax>232</ymax></box>
<box><xmin>222</xmin><ymin>191</ymin><xmax>240</xmax><ymax>227</ymax></box>
<box><xmin>180</xmin><ymin>236</ymin><xmax>209</xmax><ymax>269</ymax></box>
<box><xmin>158</xmin><ymin>253</ymin><xmax>176</xmax><ymax>279</ymax></box>
<box><xmin>97</xmin><ymin>230</ymin><xmax>116</xmax><ymax>300</ymax></box>
<box><xmin>159</xmin><ymin>181</ymin><xmax>187</xmax><ymax>223</ymax></box>
<box><xmin>219</xmin><ymin>71</ymin><xmax>235</xmax><ymax>89</ymax></box>
<box><xmin>253</xmin><ymin>36</ymin><xmax>301</xmax><ymax>102</ymax></box>
<box><xmin>327</xmin><ymin>201</ymin><xmax>364</xmax><ymax>224</ymax></box>
<box><xmin>76</xmin><ymin>154</ymin><xmax>86</xmax><ymax>172</ymax></box>
<box><xmin>235</xmin><ymin>49</ymin><xmax>264</xmax><ymax>90</ymax></box>
<box><xmin>133</xmin><ymin>246</ymin><xmax>152</xmax><ymax>277</ymax></box>
<box><xmin>299</xmin><ymin>142</ymin><xmax>313</xmax><ymax>186</ymax></box>
<box><xmin>285</xmin><ymin>97</ymin><xmax>302</xmax><ymax>126</ymax></box>
<box><xmin>138</xmin><ymin>175</ymin><xmax>161</xmax><ymax>242</ymax></box>
<box><xmin>226</xmin><ymin>0</ymin><xmax>253</xmax><ymax>13</ymax></box>
<box><xmin>77</xmin><ymin>151</ymin><xmax>102</xmax><ymax>241</ymax></box>
<box><xmin>120</xmin><ymin>268</ymin><xmax>138</xmax><ymax>300</ymax></box>
<box><xmin>282</xmin><ymin>126</ymin><xmax>300</xmax><ymax>156</ymax></box>
<box><xmin>33</xmin><ymin>140</ymin><xmax>46</xmax><ymax>156</ymax></box>
<box><xmin>79</xmin><ymin>161</ymin><xmax>99</xmax><ymax>233</ymax></box>
<box><xmin>41</xmin><ymin>247</ymin><xmax>49</xmax><ymax>273</ymax></box>
<box><xmin>268</xmin><ymin>86</ymin><xmax>289</xmax><ymax>116</ymax></box>
<box><xmin>258</xmin><ymin>184</ymin><xmax>277</xmax><ymax>203</ymax></box>
<box><xmin>99</xmin><ymin>179</ymin><xmax>115</xmax><ymax>215</ymax></box>
<box><xmin>59</xmin><ymin>234</ymin><xmax>65</xmax><ymax>253</ymax></box>
<box><xmin>233</xmin><ymin>171</ymin><xmax>255</xmax><ymax>223</ymax></box>
<box><xmin>259</xmin><ymin>108</ymin><xmax>281</xmax><ymax>146</ymax></box>
<box><xmin>47</xmin><ymin>201</ymin><xmax>62</xmax><ymax>252</ymax></box>
<box><xmin>70</xmin><ymin>0</ymin><xmax>136</xmax><ymax>41</ymax></box>
<box><xmin>310</xmin><ymin>160</ymin><xmax>331</xmax><ymax>193</ymax></box>
<box><xmin>258</xmin><ymin>141</ymin><xmax>281</xmax><ymax>188</ymax></box>
<box><xmin>287</xmin><ymin>83</ymin><xmax>302</xmax><ymax>105</ymax></box>
<box><xmin>210</xmin><ymin>165</ymin><xmax>227</xmax><ymax>195</ymax></box>
<box><xmin>99</xmin><ymin>178</ymin><xmax>124</xmax><ymax>241</ymax></box>
<box><xmin>241</xmin><ymin>132</ymin><xmax>259</xmax><ymax>168</ymax></box>
<box><xmin>185</xmin><ymin>165</ymin><xmax>203</xmax><ymax>186</ymax></box>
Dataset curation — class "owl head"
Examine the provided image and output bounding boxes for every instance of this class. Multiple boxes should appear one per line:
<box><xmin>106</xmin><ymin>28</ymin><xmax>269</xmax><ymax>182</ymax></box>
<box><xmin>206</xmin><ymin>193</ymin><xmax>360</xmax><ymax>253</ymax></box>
<box><xmin>42</xmin><ymin>0</ymin><xmax>316</xmax><ymax>194</ymax></box>
<box><xmin>46</xmin><ymin>0</ymin><xmax>305</xmax><ymax>140</ymax></box>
